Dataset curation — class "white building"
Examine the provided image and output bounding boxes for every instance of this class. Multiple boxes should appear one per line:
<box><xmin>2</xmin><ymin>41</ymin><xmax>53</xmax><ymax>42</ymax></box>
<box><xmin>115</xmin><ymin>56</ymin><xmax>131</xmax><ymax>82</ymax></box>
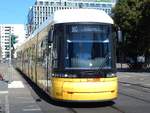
<box><xmin>0</xmin><ymin>24</ymin><xmax>26</xmax><ymax>60</ymax></box>
<box><xmin>27</xmin><ymin>0</ymin><xmax>117</xmax><ymax>34</ymax></box>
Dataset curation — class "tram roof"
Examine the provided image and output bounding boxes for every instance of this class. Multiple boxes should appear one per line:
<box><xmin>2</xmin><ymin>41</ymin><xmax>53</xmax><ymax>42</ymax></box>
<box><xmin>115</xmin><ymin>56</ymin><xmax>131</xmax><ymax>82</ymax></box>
<box><xmin>30</xmin><ymin>9</ymin><xmax>113</xmax><ymax>38</ymax></box>
<box><xmin>32</xmin><ymin>9</ymin><xmax>113</xmax><ymax>38</ymax></box>
<box><xmin>53</xmin><ymin>9</ymin><xmax>114</xmax><ymax>24</ymax></box>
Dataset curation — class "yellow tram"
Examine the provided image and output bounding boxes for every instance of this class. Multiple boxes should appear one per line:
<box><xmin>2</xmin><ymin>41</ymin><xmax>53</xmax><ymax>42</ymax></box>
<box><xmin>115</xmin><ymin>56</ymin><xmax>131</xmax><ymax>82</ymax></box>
<box><xmin>16</xmin><ymin>9</ymin><xmax>118</xmax><ymax>102</ymax></box>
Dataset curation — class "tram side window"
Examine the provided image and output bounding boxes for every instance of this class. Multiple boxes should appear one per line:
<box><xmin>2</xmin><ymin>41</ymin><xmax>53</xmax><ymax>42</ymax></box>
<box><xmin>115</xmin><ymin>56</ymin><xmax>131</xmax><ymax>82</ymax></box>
<box><xmin>32</xmin><ymin>44</ymin><xmax>36</xmax><ymax>63</ymax></box>
<box><xmin>23</xmin><ymin>50</ymin><xmax>28</xmax><ymax>71</ymax></box>
<box><xmin>37</xmin><ymin>38</ymin><xmax>47</xmax><ymax>68</ymax></box>
<box><xmin>24</xmin><ymin>50</ymin><xmax>28</xmax><ymax>64</ymax></box>
<box><xmin>17</xmin><ymin>51</ymin><xmax>21</xmax><ymax>67</ymax></box>
<box><xmin>52</xmin><ymin>28</ymin><xmax>58</xmax><ymax>68</ymax></box>
<box><xmin>28</xmin><ymin>48</ymin><xmax>32</xmax><ymax>67</ymax></box>
<box><xmin>41</xmin><ymin>38</ymin><xmax>47</xmax><ymax>68</ymax></box>
<box><xmin>37</xmin><ymin>41</ymin><xmax>42</xmax><ymax>66</ymax></box>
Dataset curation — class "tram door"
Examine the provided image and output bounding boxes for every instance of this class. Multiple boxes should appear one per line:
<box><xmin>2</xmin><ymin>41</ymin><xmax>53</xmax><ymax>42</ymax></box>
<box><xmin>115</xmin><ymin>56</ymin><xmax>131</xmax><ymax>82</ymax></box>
<box><xmin>47</xmin><ymin>44</ymin><xmax>53</xmax><ymax>92</ymax></box>
<box><xmin>47</xmin><ymin>28</ymin><xmax>53</xmax><ymax>93</ymax></box>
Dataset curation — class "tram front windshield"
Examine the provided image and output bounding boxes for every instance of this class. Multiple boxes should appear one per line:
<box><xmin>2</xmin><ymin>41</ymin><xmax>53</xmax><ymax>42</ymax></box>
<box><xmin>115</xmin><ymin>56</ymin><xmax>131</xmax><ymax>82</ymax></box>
<box><xmin>65</xmin><ymin>24</ymin><xmax>112</xmax><ymax>70</ymax></box>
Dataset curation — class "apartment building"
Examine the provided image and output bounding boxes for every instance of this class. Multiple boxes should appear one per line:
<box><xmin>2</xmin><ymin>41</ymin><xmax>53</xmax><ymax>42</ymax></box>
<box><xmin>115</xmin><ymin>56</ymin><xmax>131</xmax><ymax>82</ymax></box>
<box><xmin>0</xmin><ymin>24</ymin><xmax>26</xmax><ymax>60</ymax></box>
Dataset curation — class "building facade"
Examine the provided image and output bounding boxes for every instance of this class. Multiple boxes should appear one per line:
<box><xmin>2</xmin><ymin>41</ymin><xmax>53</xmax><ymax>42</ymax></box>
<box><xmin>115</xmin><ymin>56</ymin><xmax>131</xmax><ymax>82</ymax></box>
<box><xmin>0</xmin><ymin>24</ymin><xmax>26</xmax><ymax>60</ymax></box>
<box><xmin>27</xmin><ymin>0</ymin><xmax>117</xmax><ymax>34</ymax></box>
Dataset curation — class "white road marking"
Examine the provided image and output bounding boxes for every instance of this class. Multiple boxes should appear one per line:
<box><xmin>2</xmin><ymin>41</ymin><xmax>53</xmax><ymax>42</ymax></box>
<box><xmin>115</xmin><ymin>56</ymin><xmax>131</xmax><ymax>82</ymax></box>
<box><xmin>0</xmin><ymin>91</ymin><xmax>8</xmax><ymax>94</ymax></box>
<box><xmin>23</xmin><ymin>108</ymin><xmax>41</xmax><ymax>111</ymax></box>
<box><xmin>8</xmin><ymin>81</ymin><xmax>24</xmax><ymax>88</ymax></box>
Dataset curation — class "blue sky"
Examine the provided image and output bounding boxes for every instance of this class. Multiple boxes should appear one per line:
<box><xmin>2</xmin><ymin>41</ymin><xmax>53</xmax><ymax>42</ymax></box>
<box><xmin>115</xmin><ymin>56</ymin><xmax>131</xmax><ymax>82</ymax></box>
<box><xmin>0</xmin><ymin>0</ymin><xmax>35</xmax><ymax>24</ymax></box>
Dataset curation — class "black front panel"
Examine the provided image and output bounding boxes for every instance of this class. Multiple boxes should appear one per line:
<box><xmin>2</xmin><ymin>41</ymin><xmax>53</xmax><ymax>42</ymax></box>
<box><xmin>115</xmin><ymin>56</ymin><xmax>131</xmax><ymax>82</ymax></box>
<box><xmin>51</xmin><ymin>23</ymin><xmax>116</xmax><ymax>77</ymax></box>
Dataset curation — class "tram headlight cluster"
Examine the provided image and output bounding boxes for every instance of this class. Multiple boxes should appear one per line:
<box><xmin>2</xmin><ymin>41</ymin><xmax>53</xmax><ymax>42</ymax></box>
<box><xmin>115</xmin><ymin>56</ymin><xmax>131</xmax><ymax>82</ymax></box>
<box><xmin>106</xmin><ymin>73</ymin><xmax>116</xmax><ymax>78</ymax></box>
<box><xmin>52</xmin><ymin>73</ymin><xmax>77</xmax><ymax>78</ymax></box>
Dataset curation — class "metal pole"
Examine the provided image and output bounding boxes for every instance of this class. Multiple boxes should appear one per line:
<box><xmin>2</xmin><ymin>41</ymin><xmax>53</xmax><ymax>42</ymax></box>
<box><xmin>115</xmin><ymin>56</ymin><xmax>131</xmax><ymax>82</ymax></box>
<box><xmin>8</xmin><ymin>33</ymin><xmax>13</xmax><ymax>83</ymax></box>
<box><xmin>9</xmin><ymin>34</ymin><xmax>11</xmax><ymax>65</ymax></box>
<box><xmin>0</xmin><ymin>45</ymin><xmax>2</xmax><ymax>63</ymax></box>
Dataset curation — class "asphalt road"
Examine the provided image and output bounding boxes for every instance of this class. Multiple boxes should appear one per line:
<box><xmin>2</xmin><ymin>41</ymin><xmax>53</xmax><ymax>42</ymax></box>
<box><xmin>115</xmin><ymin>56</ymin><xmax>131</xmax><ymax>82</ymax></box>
<box><xmin>0</xmin><ymin>63</ymin><xmax>150</xmax><ymax>113</ymax></box>
<box><xmin>31</xmin><ymin>72</ymin><xmax>150</xmax><ymax>113</ymax></box>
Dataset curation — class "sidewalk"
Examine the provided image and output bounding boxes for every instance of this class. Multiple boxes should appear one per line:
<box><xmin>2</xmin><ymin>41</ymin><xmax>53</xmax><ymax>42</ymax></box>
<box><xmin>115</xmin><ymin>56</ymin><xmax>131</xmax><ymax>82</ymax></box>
<box><xmin>0</xmin><ymin>63</ymin><xmax>43</xmax><ymax>113</ymax></box>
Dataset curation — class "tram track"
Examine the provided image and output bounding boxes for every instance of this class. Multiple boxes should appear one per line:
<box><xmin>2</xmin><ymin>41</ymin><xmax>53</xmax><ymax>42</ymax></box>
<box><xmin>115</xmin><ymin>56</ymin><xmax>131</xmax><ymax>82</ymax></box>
<box><xmin>119</xmin><ymin>81</ymin><xmax>150</xmax><ymax>93</ymax></box>
<box><xmin>110</xmin><ymin>105</ymin><xmax>126</xmax><ymax>113</ymax></box>
<box><xmin>119</xmin><ymin>81</ymin><xmax>150</xmax><ymax>89</ymax></box>
<box><xmin>119</xmin><ymin>91</ymin><xmax>150</xmax><ymax>103</ymax></box>
<box><xmin>66</xmin><ymin>103</ymin><xmax>127</xmax><ymax>113</ymax></box>
<box><xmin>67</xmin><ymin>108</ymin><xmax>78</xmax><ymax>113</ymax></box>
<box><xmin>119</xmin><ymin>81</ymin><xmax>150</xmax><ymax>104</ymax></box>
<box><xmin>67</xmin><ymin>106</ymin><xmax>127</xmax><ymax>113</ymax></box>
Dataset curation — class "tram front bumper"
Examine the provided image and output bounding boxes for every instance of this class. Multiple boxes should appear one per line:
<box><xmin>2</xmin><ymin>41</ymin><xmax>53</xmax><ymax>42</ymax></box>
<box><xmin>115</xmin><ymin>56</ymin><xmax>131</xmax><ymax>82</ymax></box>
<box><xmin>52</xmin><ymin>77</ymin><xmax>118</xmax><ymax>101</ymax></box>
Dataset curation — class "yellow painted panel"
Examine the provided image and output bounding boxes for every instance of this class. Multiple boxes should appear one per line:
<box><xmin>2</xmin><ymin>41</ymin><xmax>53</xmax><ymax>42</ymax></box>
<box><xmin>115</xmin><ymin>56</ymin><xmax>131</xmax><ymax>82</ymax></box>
<box><xmin>51</xmin><ymin>78</ymin><xmax>64</xmax><ymax>98</ymax></box>
<box><xmin>70</xmin><ymin>91</ymin><xmax>117</xmax><ymax>101</ymax></box>
<box><xmin>63</xmin><ymin>78</ymin><xmax>117</xmax><ymax>93</ymax></box>
<box><xmin>51</xmin><ymin>77</ymin><xmax>118</xmax><ymax>101</ymax></box>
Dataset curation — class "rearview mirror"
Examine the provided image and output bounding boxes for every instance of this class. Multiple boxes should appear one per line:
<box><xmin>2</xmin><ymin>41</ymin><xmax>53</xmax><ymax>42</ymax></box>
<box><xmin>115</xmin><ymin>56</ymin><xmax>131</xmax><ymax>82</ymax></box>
<box><xmin>48</xmin><ymin>26</ymin><xmax>54</xmax><ymax>43</ymax></box>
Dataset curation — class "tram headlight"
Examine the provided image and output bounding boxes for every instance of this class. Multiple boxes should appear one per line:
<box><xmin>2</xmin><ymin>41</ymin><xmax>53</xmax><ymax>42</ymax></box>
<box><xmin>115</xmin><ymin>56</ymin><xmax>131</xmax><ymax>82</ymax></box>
<box><xmin>106</xmin><ymin>73</ymin><xmax>116</xmax><ymax>77</ymax></box>
<box><xmin>64</xmin><ymin>74</ymin><xmax>77</xmax><ymax>78</ymax></box>
<box><xmin>52</xmin><ymin>73</ymin><xmax>77</xmax><ymax>78</ymax></box>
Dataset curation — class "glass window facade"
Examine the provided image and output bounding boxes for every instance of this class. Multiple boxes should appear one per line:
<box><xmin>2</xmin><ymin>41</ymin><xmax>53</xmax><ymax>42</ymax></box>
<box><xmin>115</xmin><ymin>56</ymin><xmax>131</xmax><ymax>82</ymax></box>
<box><xmin>27</xmin><ymin>0</ymin><xmax>116</xmax><ymax>34</ymax></box>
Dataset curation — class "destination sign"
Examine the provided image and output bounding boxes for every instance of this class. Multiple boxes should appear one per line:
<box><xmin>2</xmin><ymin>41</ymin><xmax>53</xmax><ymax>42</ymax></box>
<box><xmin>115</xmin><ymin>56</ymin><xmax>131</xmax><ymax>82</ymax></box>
<box><xmin>71</xmin><ymin>25</ymin><xmax>107</xmax><ymax>33</ymax></box>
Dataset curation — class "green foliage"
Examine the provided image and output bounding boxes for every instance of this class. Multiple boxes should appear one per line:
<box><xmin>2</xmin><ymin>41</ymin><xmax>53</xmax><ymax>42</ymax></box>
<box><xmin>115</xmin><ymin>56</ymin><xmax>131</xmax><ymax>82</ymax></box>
<box><xmin>138</xmin><ymin>0</ymin><xmax>150</xmax><ymax>56</ymax></box>
<box><xmin>113</xmin><ymin>0</ymin><xmax>142</xmax><ymax>33</ymax></box>
<box><xmin>11</xmin><ymin>35</ymin><xmax>17</xmax><ymax>45</ymax></box>
<box><xmin>112</xmin><ymin>0</ymin><xmax>150</xmax><ymax>67</ymax></box>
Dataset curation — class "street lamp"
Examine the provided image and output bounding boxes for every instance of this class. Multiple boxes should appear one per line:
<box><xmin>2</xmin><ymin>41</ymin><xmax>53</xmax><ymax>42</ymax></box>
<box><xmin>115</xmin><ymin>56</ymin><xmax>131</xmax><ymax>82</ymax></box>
<box><xmin>117</xmin><ymin>27</ymin><xmax>122</xmax><ymax>42</ymax></box>
<box><xmin>117</xmin><ymin>26</ymin><xmax>123</xmax><ymax>69</ymax></box>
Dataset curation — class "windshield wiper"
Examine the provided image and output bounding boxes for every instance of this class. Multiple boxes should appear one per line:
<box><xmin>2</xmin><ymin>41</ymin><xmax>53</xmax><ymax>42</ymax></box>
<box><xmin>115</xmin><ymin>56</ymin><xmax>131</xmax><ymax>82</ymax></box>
<box><xmin>97</xmin><ymin>53</ymin><xmax>111</xmax><ymax>74</ymax></box>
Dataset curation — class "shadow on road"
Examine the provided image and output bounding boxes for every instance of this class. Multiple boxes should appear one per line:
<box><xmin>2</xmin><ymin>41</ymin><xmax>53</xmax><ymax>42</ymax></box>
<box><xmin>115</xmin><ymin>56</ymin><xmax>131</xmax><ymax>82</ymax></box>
<box><xmin>51</xmin><ymin>101</ymin><xmax>115</xmax><ymax>108</ymax></box>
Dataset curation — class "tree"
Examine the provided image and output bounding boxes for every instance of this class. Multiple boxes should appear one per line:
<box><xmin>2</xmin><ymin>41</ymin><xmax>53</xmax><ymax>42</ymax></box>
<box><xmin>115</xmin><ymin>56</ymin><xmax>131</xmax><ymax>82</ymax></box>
<box><xmin>11</xmin><ymin>35</ymin><xmax>17</xmax><ymax>45</ymax></box>
<box><xmin>112</xmin><ymin>0</ymin><xmax>150</xmax><ymax>69</ymax></box>
<box><xmin>138</xmin><ymin>0</ymin><xmax>150</xmax><ymax>60</ymax></box>
<box><xmin>11</xmin><ymin>35</ymin><xmax>17</xmax><ymax>59</ymax></box>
